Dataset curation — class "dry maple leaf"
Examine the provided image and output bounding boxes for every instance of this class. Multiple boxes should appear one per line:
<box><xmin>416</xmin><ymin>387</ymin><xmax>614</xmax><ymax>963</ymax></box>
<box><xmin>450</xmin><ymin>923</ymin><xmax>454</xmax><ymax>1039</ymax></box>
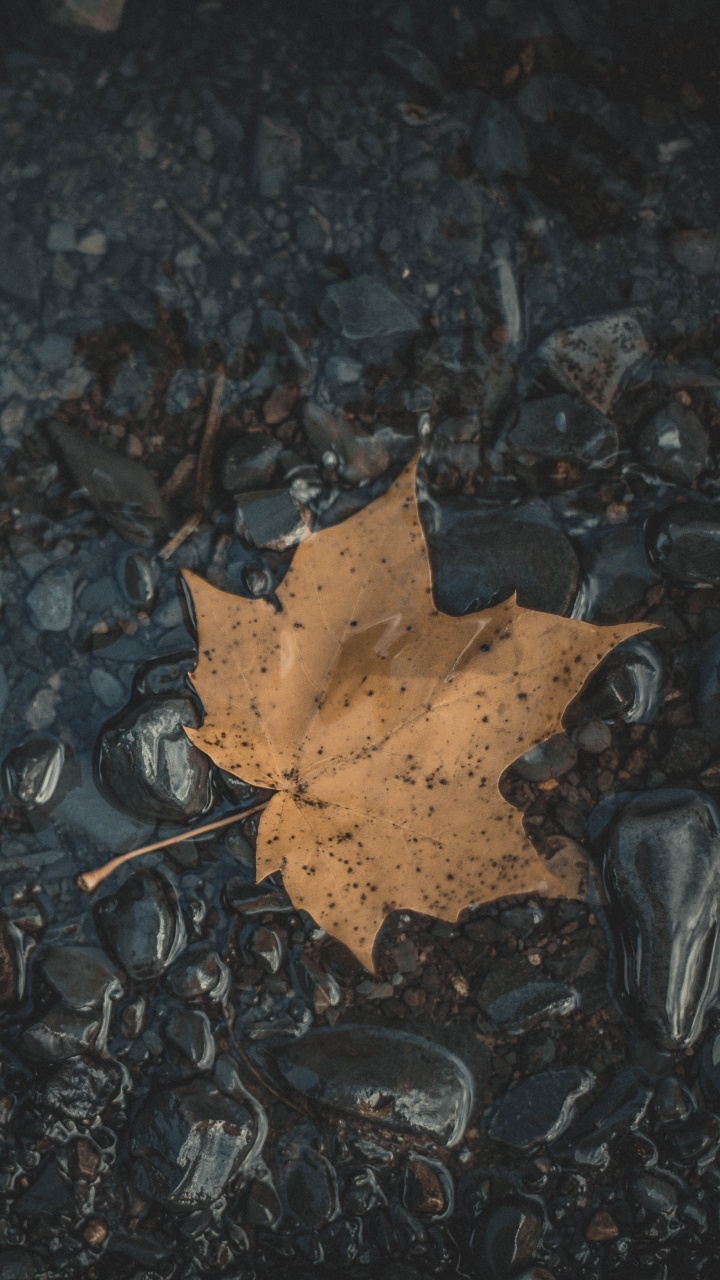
<box><xmin>184</xmin><ymin>459</ymin><xmax>646</xmax><ymax>972</ymax></box>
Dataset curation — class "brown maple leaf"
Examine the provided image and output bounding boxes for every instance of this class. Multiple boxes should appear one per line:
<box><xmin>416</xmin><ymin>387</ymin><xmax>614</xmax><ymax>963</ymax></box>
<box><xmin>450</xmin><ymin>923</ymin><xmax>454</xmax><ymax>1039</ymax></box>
<box><xmin>183</xmin><ymin>459</ymin><xmax>646</xmax><ymax>972</ymax></box>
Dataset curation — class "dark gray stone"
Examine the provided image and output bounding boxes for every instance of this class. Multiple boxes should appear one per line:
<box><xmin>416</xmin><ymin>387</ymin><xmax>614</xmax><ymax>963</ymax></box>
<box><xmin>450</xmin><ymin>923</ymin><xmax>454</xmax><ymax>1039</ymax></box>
<box><xmin>38</xmin><ymin>1056</ymin><xmax>127</xmax><ymax>1120</ymax></box>
<box><xmin>273</xmin><ymin>1025</ymin><xmax>474</xmax><ymax>1147</ymax></box>
<box><xmin>97</xmin><ymin>694</ymin><xmax>217</xmax><ymax>823</ymax></box>
<box><xmin>508</xmin><ymin>394</ymin><xmax>618</xmax><ymax>469</ymax></box>
<box><xmin>166</xmin><ymin>947</ymin><xmax>230</xmax><ymax>1002</ymax></box>
<box><xmin>234</xmin><ymin>488</ymin><xmax>310</xmax><ymax>551</ymax></box>
<box><xmin>647</xmin><ymin>502</ymin><xmax>720</xmax><ymax>586</ymax></box>
<box><xmin>483</xmin><ymin>982</ymin><xmax>579</xmax><ymax>1036</ymax></box>
<box><xmin>2</xmin><ymin>735</ymin><xmax>65</xmax><ymax>808</ymax></box>
<box><xmin>487</xmin><ymin>1067</ymin><xmax>593</xmax><ymax>1149</ymax></box>
<box><xmin>280</xmin><ymin>1145</ymin><xmax>339</xmax><ymax>1229</ymax></box>
<box><xmin>164</xmin><ymin>1009</ymin><xmax>215</xmax><ymax>1070</ymax></box>
<box><xmin>40</xmin><ymin>945</ymin><xmax>123</xmax><ymax>1010</ymax></box>
<box><xmin>46</xmin><ymin>421</ymin><xmax>171</xmax><ymax>546</ymax></box>
<box><xmin>19</xmin><ymin>1004</ymin><xmax>103</xmax><ymax>1063</ymax></box>
<box><xmin>594</xmin><ymin>788</ymin><xmax>720</xmax><ymax>1047</ymax></box>
<box><xmin>470</xmin><ymin>1203</ymin><xmax>543</xmax><ymax>1280</ymax></box>
<box><xmin>514</xmin><ymin>735</ymin><xmax>578</xmax><ymax>784</ymax></box>
<box><xmin>26</xmin><ymin>569</ymin><xmax>75</xmax><ymax>632</ymax></box>
<box><xmin>221</xmin><ymin>436</ymin><xmax>283</xmax><ymax>493</ymax></box>
<box><xmin>637</xmin><ymin>402</ymin><xmax>708</xmax><ymax>484</ymax></box>
<box><xmin>320</xmin><ymin>276</ymin><xmax>419</xmax><ymax>344</ymax></box>
<box><xmin>131</xmin><ymin>1079</ymin><xmax>257</xmax><ymax>1208</ymax></box>
<box><xmin>95</xmin><ymin>870</ymin><xmax>187</xmax><ymax>981</ymax></box>
<box><xmin>473</xmin><ymin>102</ymin><xmax>529</xmax><ymax>179</ymax></box>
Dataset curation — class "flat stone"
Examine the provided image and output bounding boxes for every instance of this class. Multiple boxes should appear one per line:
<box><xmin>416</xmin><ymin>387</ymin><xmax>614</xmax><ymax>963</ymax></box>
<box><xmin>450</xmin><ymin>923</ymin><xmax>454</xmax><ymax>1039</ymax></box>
<box><xmin>26</xmin><ymin>568</ymin><xmax>75</xmax><ymax>631</ymax></box>
<box><xmin>508</xmin><ymin>394</ymin><xmax>618</xmax><ymax>469</ymax></box>
<box><xmin>532</xmin><ymin>312</ymin><xmax>649</xmax><ymax>415</ymax></box>
<box><xmin>484</xmin><ymin>981</ymin><xmax>579</xmax><ymax>1036</ymax></box>
<box><xmin>273</xmin><ymin>1025</ymin><xmax>474</xmax><ymax>1147</ymax></box>
<box><xmin>668</xmin><ymin>228</ymin><xmax>720</xmax><ymax>276</ymax></box>
<box><xmin>488</xmin><ymin>1066</ymin><xmax>593</xmax><ymax>1149</ymax></box>
<box><xmin>95</xmin><ymin>869</ymin><xmax>187</xmax><ymax>982</ymax></box>
<box><xmin>320</xmin><ymin>276</ymin><xmax>419</xmax><ymax>344</ymax></box>
<box><xmin>637</xmin><ymin>401</ymin><xmax>708</xmax><ymax>484</ymax></box>
<box><xmin>647</xmin><ymin>502</ymin><xmax>720</xmax><ymax>585</ymax></box>
<box><xmin>473</xmin><ymin>101</ymin><xmax>529</xmax><ymax>179</ymax></box>
<box><xmin>41</xmin><ymin>945</ymin><xmax>122</xmax><ymax>1011</ymax></box>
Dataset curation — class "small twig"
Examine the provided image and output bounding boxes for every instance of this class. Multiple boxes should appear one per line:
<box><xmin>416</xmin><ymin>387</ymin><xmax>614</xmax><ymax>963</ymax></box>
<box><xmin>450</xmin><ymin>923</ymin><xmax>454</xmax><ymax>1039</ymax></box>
<box><xmin>158</xmin><ymin>511</ymin><xmax>202</xmax><ymax>561</ymax></box>
<box><xmin>168</xmin><ymin>198</ymin><xmax>221</xmax><ymax>256</ymax></box>
<box><xmin>77</xmin><ymin>802</ymin><xmax>270</xmax><ymax>894</ymax></box>
<box><xmin>222</xmin><ymin>1015</ymin><xmax>308</xmax><ymax>1115</ymax></box>
<box><xmin>194</xmin><ymin>366</ymin><xmax>226</xmax><ymax>511</ymax></box>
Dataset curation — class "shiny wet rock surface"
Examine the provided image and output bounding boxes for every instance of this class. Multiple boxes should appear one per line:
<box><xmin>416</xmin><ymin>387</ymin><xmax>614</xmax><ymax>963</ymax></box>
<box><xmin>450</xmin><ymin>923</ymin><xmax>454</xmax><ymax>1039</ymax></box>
<box><xmin>4</xmin><ymin>0</ymin><xmax>720</xmax><ymax>1277</ymax></box>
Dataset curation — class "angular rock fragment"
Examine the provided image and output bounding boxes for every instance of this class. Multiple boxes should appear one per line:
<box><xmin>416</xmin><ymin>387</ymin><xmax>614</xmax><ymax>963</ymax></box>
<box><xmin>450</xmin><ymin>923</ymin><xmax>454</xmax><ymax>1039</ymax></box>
<box><xmin>131</xmin><ymin>1079</ymin><xmax>257</xmax><ymax>1207</ymax></box>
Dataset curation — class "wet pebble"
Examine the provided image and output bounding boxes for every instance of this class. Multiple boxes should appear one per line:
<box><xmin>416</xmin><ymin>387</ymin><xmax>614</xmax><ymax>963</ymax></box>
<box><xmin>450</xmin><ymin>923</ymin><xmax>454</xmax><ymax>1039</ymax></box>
<box><xmin>26</xmin><ymin>568</ymin><xmax>75</xmax><ymax>632</ymax></box>
<box><xmin>628</xmin><ymin>1172</ymin><xmax>678</xmax><ymax>1215</ymax></box>
<box><xmin>487</xmin><ymin>1067</ymin><xmax>593</xmax><ymax>1150</ymax></box>
<box><xmin>668</xmin><ymin>228</ymin><xmax>720</xmax><ymax>276</ymax></box>
<box><xmin>38</xmin><ymin>1057</ymin><xmax>127</xmax><ymax>1121</ymax></box>
<box><xmin>473</xmin><ymin>101</ymin><xmax>529</xmax><ymax>179</ymax></box>
<box><xmin>555</xmin><ymin>1066</ymin><xmax>654</xmax><ymax>1164</ymax></box>
<box><xmin>95</xmin><ymin>870</ymin><xmax>187</xmax><ymax>981</ymax></box>
<box><xmin>2</xmin><ymin>735</ymin><xmax>65</xmax><ymax>808</ymax></box>
<box><xmin>402</xmin><ymin>1153</ymin><xmax>453</xmax><ymax>1219</ymax></box>
<box><xmin>46</xmin><ymin>420</ymin><xmax>171</xmax><ymax>546</ymax></box>
<box><xmin>470</xmin><ymin>1203</ymin><xmax>543</xmax><ymax>1280</ymax></box>
<box><xmin>241</xmin><ymin>923</ymin><xmax>286</xmax><ymax>974</ymax></box>
<box><xmin>234</xmin><ymin>488</ymin><xmax>310</xmax><ymax>551</ymax></box>
<box><xmin>280</xmin><ymin>1144</ymin><xmax>340</xmax><ymax>1230</ymax></box>
<box><xmin>508</xmin><ymin>394</ymin><xmax>618</xmax><ymax>469</ymax></box>
<box><xmin>89</xmin><ymin>667</ymin><xmax>125</xmax><ymax>708</ymax></box>
<box><xmin>696</xmin><ymin>632</ymin><xmax>720</xmax><ymax>745</ymax></box>
<box><xmin>483</xmin><ymin>981</ymin><xmax>579</xmax><ymax>1036</ymax></box>
<box><xmin>40</xmin><ymin>945</ymin><xmax>123</xmax><ymax>1011</ymax></box>
<box><xmin>131</xmin><ymin>1078</ymin><xmax>257</xmax><ymax>1208</ymax></box>
<box><xmin>97</xmin><ymin>694</ymin><xmax>217</xmax><ymax>823</ymax></box>
<box><xmin>118</xmin><ymin>550</ymin><xmax>159</xmax><ymax>607</ymax></box>
<box><xmin>223</xmin><ymin>876</ymin><xmax>293</xmax><ymax>915</ymax></box>
<box><xmin>574</xmin><ymin>522</ymin><xmax>660</xmax><ymax>621</ymax></box>
<box><xmin>272</xmin><ymin>1025</ymin><xmax>474</xmax><ymax>1146</ymax></box>
<box><xmin>165</xmin><ymin>946</ymin><xmax>230</xmax><ymax>1002</ymax></box>
<box><xmin>584</xmin><ymin>637</ymin><xmax>663</xmax><ymax>726</ymax></box>
<box><xmin>660</xmin><ymin>1110</ymin><xmax>720</xmax><ymax>1164</ymax></box>
<box><xmin>637</xmin><ymin>401</ymin><xmax>708</xmax><ymax>485</ymax></box>
<box><xmin>514</xmin><ymin>735</ymin><xmax>578</xmax><ymax>783</ymax></box>
<box><xmin>647</xmin><ymin>502</ymin><xmax>720</xmax><ymax>585</ymax></box>
<box><xmin>164</xmin><ymin>1009</ymin><xmax>215</xmax><ymax>1070</ymax></box>
<box><xmin>20</xmin><ymin>1005</ymin><xmax>103</xmax><ymax>1063</ymax></box>
<box><xmin>221</xmin><ymin>435</ymin><xmax>283</xmax><ymax>493</ymax></box>
<box><xmin>594</xmin><ymin>788</ymin><xmax>720</xmax><ymax>1046</ymax></box>
<box><xmin>429</xmin><ymin>509</ymin><xmax>579</xmax><ymax>617</ymax></box>
<box><xmin>319</xmin><ymin>276</ymin><xmax>419</xmax><ymax>346</ymax></box>
<box><xmin>0</xmin><ymin>1249</ymin><xmax>35</xmax><ymax>1279</ymax></box>
<box><xmin>245</xmin><ymin>1172</ymin><xmax>282</xmax><ymax>1227</ymax></box>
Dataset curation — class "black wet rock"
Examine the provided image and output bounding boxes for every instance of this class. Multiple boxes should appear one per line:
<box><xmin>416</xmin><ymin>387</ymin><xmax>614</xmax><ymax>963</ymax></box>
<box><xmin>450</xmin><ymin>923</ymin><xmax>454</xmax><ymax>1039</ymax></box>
<box><xmin>628</xmin><ymin>1171</ymin><xmax>678</xmax><ymax>1215</ymax></box>
<box><xmin>97</xmin><ymin>694</ymin><xmax>217</xmax><ymax>823</ymax></box>
<box><xmin>164</xmin><ymin>1009</ymin><xmax>215</xmax><ymax>1070</ymax></box>
<box><xmin>582</xmin><ymin>637</ymin><xmax>663</xmax><ymax>725</ymax></box>
<box><xmin>402</xmin><ymin>1153</ymin><xmax>453</xmax><ymax>1219</ymax></box>
<box><xmin>118</xmin><ymin>550</ymin><xmax>159</xmax><ymax>608</ymax></box>
<box><xmin>241</xmin><ymin>923</ymin><xmax>286</xmax><ymax>974</ymax></box>
<box><xmin>573</xmin><ymin>522</ymin><xmax>660</xmax><ymax>621</ymax></box>
<box><xmin>659</xmin><ymin>1110</ymin><xmax>720</xmax><ymax>1164</ymax></box>
<box><xmin>2</xmin><ymin>735</ymin><xmax>65</xmax><ymax>808</ymax></box>
<box><xmin>245</xmin><ymin>1172</ymin><xmax>282</xmax><ymax>1227</ymax></box>
<box><xmin>234</xmin><ymin>488</ymin><xmax>310</xmax><ymax>551</ymax></box>
<box><xmin>473</xmin><ymin>101</ymin><xmax>529</xmax><ymax>179</ymax></box>
<box><xmin>272</xmin><ymin>1025</ymin><xmax>474</xmax><ymax>1146</ymax></box>
<box><xmin>0</xmin><ymin>1249</ymin><xmax>35</xmax><ymax>1279</ymax></box>
<box><xmin>221</xmin><ymin>435</ymin><xmax>283</xmax><ymax>494</ymax></box>
<box><xmin>487</xmin><ymin>1067</ymin><xmax>593</xmax><ymax>1150</ymax></box>
<box><xmin>0</xmin><ymin>920</ymin><xmax>24</xmax><ymax>1007</ymax></box>
<box><xmin>291</xmin><ymin>954</ymin><xmax>342</xmax><ymax>1015</ymax></box>
<box><xmin>382</xmin><ymin>37</ymin><xmax>444</xmax><ymax>95</ymax></box>
<box><xmin>697</xmin><ymin>632</ymin><xmax>720</xmax><ymax>746</ymax></box>
<box><xmin>592</xmin><ymin>788</ymin><xmax>720</xmax><ymax>1047</ymax></box>
<box><xmin>95</xmin><ymin>870</ymin><xmax>187</xmax><ymax>981</ymax></box>
<box><xmin>40</xmin><ymin>945</ymin><xmax>123</xmax><ymax>1011</ymax></box>
<box><xmin>130</xmin><ymin>1078</ymin><xmax>257</xmax><ymax>1208</ymax></box>
<box><xmin>165</xmin><ymin>946</ymin><xmax>230</xmax><ymax>1002</ymax></box>
<box><xmin>223</xmin><ymin>876</ymin><xmax>293</xmax><ymax>915</ymax></box>
<box><xmin>647</xmin><ymin>502</ymin><xmax>720</xmax><ymax>586</ymax></box>
<box><xmin>699</xmin><ymin>1030</ymin><xmax>720</xmax><ymax>1107</ymax></box>
<box><xmin>38</xmin><ymin>1056</ymin><xmax>127</xmax><ymax>1121</ymax></box>
<box><xmin>652</xmin><ymin>1075</ymin><xmax>694</xmax><ymax>1125</ymax></box>
<box><xmin>554</xmin><ymin>1066</ymin><xmax>654</xmax><ymax>1165</ymax></box>
<box><xmin>470</xmin><ymin>1202</ymin><xmax>543</xmax><ymax>1280</ymax></box>
<box><xmin>46</xmin><ymin>421</ymin><xmax>171</xmax><ymax>546</ymax></box>
<box><xmin>637</xmin><ymin>402</ymin><xmax>708</xmax><ymax>485</ymax></box>
<box><xmin>483</xmin><ymin>982</ymin><xmax>579</xmax><ymax>1036</ymax></box>
<box><xmin>508</xmin><ymin>394</ymin><xmax>618</xmax><ymax>469</ymax></box>
<box><xmin>342</xmin><ymin>1166</ymin><xmax>386</xmax><ymax>1215</ymax></box>
<box><xmin>428</xmin><ymin>507</ymin><xmax>579</xmax><ymax>617</ymax></box>
<box><xmin>279</xmin><ymin>1145</ymin><xmax>340</xmax><ymax>1230</ymax></box>
<box><xmin>19</xmin><ymin>1004</ymin><xmax>103</xmax><ymax>1063</ymax></box>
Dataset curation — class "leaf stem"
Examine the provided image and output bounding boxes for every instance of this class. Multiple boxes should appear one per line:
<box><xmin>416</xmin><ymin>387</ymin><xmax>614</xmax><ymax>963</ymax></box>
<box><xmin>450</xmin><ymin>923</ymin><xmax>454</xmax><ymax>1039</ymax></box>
<box><xmin>76</xmin><ymin>801</ymin><xmax>270</xmax><ymax>894</ymax></box>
